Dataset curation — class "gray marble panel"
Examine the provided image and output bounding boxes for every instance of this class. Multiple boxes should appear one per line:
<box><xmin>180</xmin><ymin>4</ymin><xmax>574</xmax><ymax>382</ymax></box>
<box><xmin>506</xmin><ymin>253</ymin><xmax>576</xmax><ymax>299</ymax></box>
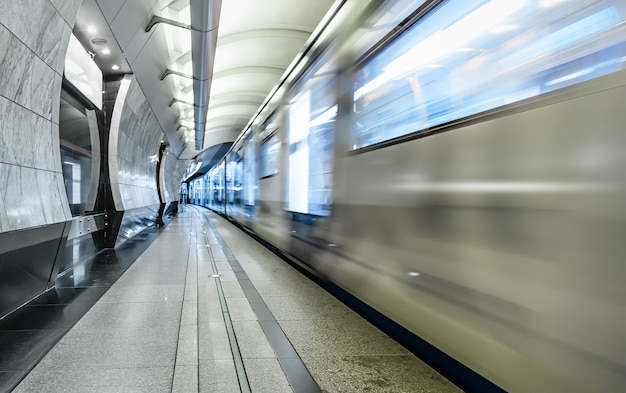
<box><xmin>49</xmin><ymin>0</ymin><xmax>83</xmax><ymax>27</ymax></box>
<box><xmin>0</xmin><ymin>164</ymin><xmax>10</xmax><ymax>232</ymax></box>
<box><xmin>1</xmin><ymin>165</ymin><xmax>46</xmax><ymax>230</ymax></box>
<box><xmin>115</xmin><ymin>131</ymin><xmax>126</xmax><ymax>160</ymax></box>
<box><xmin>139</xmin><ymin>186</ymin><xmax>159</xmax><ymax>207</ymax></box>
<box><xmin>125</xmin><ymin>79</ymin><xmax>145</xmax><ymax>116</ymax></box>
<box><xmin>137</xmin><ymin>100</ymin><xmax>152</xmax><ymax>129</ymax></box>
<box><xmin>131</xmin><ymin>143</ymin><xmax>143</xmax><ymax>168</ymax></box>
<box><xmin>15</xmin><ymin>49</ymin><xmax>56</xmax><ymax>120</ymax></box>
<box><xmin>31</xmin><ymin>118</ymin><xmax>57</xmax><ymax>172</ymax></box>
<box><xmin>109</xmin><ymin>126</ymin><xmax>119</xmax><ymax>159</ymax></box>
<box><xmin>118</xmin><ymin>131</ymin><xmax>132</xmax><ymax>161</ymax></box>
<box><xmin>51</xmin><ymin>122</ymin><xmax>63</xmax><ymax>172</ymax></box>
<box><xmin>37</xmin><ymin>169</ymin><xmax>58</xmax><ymax>224</ymax></box>
<box><xmin>111</xmin><ymin>78</ymin><xmax>163</xmax><ymax>210</ymax></box>
<box><xmin>0</xmin><ymin>0</ymin><xmax>69</xmax><ymax>72</ymax></box>
<box><xmin>0</xmin><ymin>26</ymin><xmax>34</xmax><ymax>102</ymax></box>
<box><xmin>126</xmin><ymin>137</ymin><xmax>138</xmax><ymax>165</ymax></box>
<box><xmin>162</xmin><ymin>152</ymin><xmax>190</xmax><ymax>202</ymax></box>
<box><xmin>135</xmin><ymin>186</ymin><xmax>149</xmax><ymax>209</ymax></box>
<box><xmin>53</xmin><ymin>171</ymin><xmax>72</xmax><ymax>221</ymax></box>
<box><xmin>120</xmin><ymin>106</ymin><xmax>135</xmax><ymax>136</ymax></box>
<box><xmin>117</xmin><ymin>156</ymin><xmax>132</xmax><ymax>184</ymax></box>
<box><xmin>109</xmin><ymin>180</ymin><xmax>124</xmax><ymax>210</ymax></box>
<box><xmin>117</xmin><ymin>156</ymin><xmax>130</xmax><ymax>184</ymax></box>
<box><xmin>0</xmin><ymin>95</ymin><xmax>55</xmax><ymax>170</ymax></box>
<box><xmin>0</xmin><ymin>95</ymin><xmax>19</xmax><ymax>166</ymax></box>
<box><xmin>53</xmin><ymin>22</ymin><xmax>73</xmax><ymax>74</ymax></box>
<box><xmin>117</xmin><ymin>182</ymin><xmax>132</xmax><ymax>209</ymax></box>
<box><xmin>51</xmin><ymin>73</ymin><xmax>62</xmax><ymax>124</ymax></box>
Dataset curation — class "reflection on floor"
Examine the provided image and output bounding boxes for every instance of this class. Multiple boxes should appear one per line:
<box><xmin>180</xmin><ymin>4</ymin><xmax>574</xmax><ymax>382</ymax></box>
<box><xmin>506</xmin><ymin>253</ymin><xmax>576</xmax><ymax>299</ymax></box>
<box><xmin>0</xmin><ymin>226</ymin><xmax>163</xmax><ymax>392</ymax></box>
<box><xmin>3</xmin><ymin>207</ymin><xmax>463</xmax><ymax>393</ymax></box>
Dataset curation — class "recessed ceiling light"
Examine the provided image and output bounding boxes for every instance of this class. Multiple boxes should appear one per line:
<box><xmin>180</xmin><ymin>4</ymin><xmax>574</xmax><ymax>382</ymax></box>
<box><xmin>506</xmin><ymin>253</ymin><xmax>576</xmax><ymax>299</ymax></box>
<box><xmin>111</xmin><ymin>65</ymin><xmax>120</xmax><ymax>70</ymax></box>
<box><xmin>91</xmin><ymin>38</ymin><xmax>107</xmax><ymax>46</ymax></box>
<box><xmin>101</xmin><ymin>48</ymin><xmax>111</xmax><ymax>55</ymax></box>
<box><xmin>87</xmin><ymin>25</ymin><xmax>97</xmax><ymax>34</ymax></box>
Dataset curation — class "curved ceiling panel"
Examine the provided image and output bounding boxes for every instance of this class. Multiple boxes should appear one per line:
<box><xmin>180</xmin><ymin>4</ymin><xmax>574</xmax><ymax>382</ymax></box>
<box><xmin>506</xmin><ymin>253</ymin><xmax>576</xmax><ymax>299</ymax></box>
<box><xmin>88</xmin><ymin>0</ymin><xmax>336</xmax><ymax>159</ymax></box>
<box><xmin>202</xmin><ymin>0</ymin><xmax>337</xmax><ymax>157</ymax></box>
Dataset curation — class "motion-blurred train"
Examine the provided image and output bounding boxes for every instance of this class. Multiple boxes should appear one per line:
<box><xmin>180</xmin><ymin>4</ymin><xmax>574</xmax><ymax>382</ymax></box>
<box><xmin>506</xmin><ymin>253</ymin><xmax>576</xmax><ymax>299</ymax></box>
<box><xmin>188</xmin><ymin>0</ymin><xmax>626</xmax><ymax>391</ymax></box>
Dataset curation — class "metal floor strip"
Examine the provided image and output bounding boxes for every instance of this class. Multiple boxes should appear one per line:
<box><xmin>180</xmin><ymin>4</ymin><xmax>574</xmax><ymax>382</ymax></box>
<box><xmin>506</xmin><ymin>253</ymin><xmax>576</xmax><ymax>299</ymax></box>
<box><xmin>196</xmin><ymin>210</ymin><xmax>252</xmax><ymax>393</ymax></box>
<box><xmin>197</xmin><ymin>209</ymin><xmax>322</xmax><ymax>393</ymax></box>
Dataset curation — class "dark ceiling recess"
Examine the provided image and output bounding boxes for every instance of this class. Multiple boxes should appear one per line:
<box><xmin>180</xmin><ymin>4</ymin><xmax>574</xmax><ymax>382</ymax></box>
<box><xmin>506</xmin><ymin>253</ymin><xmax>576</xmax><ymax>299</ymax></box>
<box><xmin>72</xmin><ymin>0</ymin><xmax>131</xmax><ymax>77</ymax></box>
<box><xmin>183</xmin><ymin>142</ymin><xmax>233</xmax><ymax>183</ymax></box>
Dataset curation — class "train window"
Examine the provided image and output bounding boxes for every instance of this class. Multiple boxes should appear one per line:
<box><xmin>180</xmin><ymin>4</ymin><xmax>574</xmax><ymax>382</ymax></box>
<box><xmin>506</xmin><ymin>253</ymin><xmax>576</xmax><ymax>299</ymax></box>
<box><xmin>226</xmin><ymin>153</ymin><xmax>242</xmax><ymax>210</ymax></box>
<box><xmin>260</xmin><ymin>133</ymin><xmax>280</xmax><ymax>179</ymax></box>
<box><xmin>286</xmin><ymin>51</ymin><xmax>337</xmax><ymax>217</ymax></box>
<box><xmin>216</xmin><ymin>161</ymin><xmax>225</xmax><ymax>205</ymax></box>
<box><xmin>208</xmin><ymin>166</ymin><xmax>220</xmax><ymax>209</ymax></box>
<box><xmin>349</xmin><ymin>0</ymin><xmax>428</xmax><ymax>60</ymax></box>
<box><xmin>243</xmin><ymin>135</ymin><xmax>257</xmax><ymax>207</ymax></box>
<box><xmin>352</xmin><ymin>0</ymin><xmax>626</xmax><ymax>150</ymax></box>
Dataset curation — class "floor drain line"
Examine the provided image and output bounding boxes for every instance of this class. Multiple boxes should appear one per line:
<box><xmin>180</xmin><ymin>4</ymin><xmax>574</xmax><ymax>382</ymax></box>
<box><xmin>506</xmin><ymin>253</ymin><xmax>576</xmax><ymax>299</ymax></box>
<box><xmin>200</xmin><ymin>215</ymin><xmax>251</xmax><ymax>393</ymax></box>
<box><xmin>198</xmin><ymin>209</ymin><xmax>322</xmax><ymax>393</ymax></box>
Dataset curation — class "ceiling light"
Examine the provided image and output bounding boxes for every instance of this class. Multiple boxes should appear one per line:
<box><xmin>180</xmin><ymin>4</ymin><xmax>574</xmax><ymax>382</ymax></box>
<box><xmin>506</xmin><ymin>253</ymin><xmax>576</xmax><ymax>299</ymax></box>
<box><xmin>101</xmin><ymin>48</ymin><xmax>111</xmax><ymax>55</ymax></box>
<box><xmin>87</xmin><ymin>25</ymin><xmax>97</xmax><ymax>34</ymax></box>
<box><xmin>91</xmin><ymin>38</ymin><xmax>107</xmax><ymax>46</ymax></box>
<box><xmin>111</xmin><ymin>65</ymin><xmax>120</xmax><ymax>70</ymax></box>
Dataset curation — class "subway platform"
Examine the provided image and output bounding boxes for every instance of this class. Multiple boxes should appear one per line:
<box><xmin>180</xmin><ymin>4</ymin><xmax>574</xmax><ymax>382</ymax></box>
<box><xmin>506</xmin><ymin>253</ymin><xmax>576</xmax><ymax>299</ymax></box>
<box><xmin>2</xmin><ymin>207</ymin><xmax>462</xmax><ymax>393</ymax></box>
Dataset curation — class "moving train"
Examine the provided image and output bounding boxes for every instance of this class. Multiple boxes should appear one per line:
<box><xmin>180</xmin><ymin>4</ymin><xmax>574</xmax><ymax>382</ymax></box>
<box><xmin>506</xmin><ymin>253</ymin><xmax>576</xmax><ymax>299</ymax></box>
<box><xmin>188</xmin><ymin>0</ymin><xmax>626</xmax><ymax>391</ymax></box>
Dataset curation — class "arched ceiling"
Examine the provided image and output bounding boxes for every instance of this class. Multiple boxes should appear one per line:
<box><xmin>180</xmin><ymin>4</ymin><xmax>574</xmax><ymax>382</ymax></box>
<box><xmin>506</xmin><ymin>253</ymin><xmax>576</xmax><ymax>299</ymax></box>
<box><xmin>76</xmin><ymin>0</ymin><xmax>336</xmax><ymax>159</ymax></box>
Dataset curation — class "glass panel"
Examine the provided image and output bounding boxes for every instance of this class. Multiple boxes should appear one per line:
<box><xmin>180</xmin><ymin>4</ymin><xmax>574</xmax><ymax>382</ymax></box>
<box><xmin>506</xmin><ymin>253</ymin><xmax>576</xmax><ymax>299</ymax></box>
<box><xmin>286</xmin><ymin>52</ymin><xmax>337</xmax><ymax>216</ymax></box>
<box><xmin>59</xmin><ymin>95</ymin><xmax>93</xmax><ymax>216</ymax></box>
<box><xmin>243</xmin><ymin>136</ymin><xmax>257</xmax><ymax>207</ymax></box>
<box><xmin>227</xmin><ymin>151</ymin><xmax>244</xmax><ymax>216</ymax></box>
<box><xmin>260</xmin><ymin>114</ymin><xmax>280</xmax><ymax>178</ymax></box>
<box><xmin>352</xmin><ymin>0</ymin><xmax>626</xmax><ymax>149</ymax></box>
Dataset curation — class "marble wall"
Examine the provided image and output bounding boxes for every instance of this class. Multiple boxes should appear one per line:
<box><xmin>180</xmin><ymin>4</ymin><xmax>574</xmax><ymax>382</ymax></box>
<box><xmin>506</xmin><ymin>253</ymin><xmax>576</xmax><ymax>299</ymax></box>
<box><xmin>109</xmin><ymin>76</ymin><xmax>163</xmax><ymax>211</ymax></box>
<box><xmin>0</xmin><ymin>0</ymin><xmax>82</xmax><ymax>233</ymax></box>
<box><xmin>160</xmin><ymin>146</ymin><xmax>189</xmax><ymax>203</ymax></box>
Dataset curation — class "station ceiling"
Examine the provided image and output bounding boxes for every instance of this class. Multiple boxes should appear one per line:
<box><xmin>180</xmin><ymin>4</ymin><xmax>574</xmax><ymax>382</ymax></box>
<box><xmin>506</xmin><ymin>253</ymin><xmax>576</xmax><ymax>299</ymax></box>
<box><xmin>73</xmin><ymin>0</ymin><xmax>335</xmax><ymax>159</ymax></box>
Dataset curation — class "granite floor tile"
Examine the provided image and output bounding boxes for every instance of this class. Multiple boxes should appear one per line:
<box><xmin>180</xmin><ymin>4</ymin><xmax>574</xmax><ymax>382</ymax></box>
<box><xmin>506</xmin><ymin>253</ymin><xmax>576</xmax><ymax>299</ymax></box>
<box><xmin>302</xmin><ymin>355</ymin><xmax>463</xmax><ymax>393</ymax></box>
<box><xmin>221</xmin><ymin>280</ymin><xmax>246</xmax><ymax>298</ymax></box>
<box><xmin>198</xmin><ymin>322</ymin><xmax>233</xmax><ymax>360</ymax></box>
<box><xmin>98</xmin><ymin>284</ymin><xmax>185</xmax><ymax>303</ymax></box>
<box><xmin>197</xmin><ymin>298</ymin><xmax>223</xmax><ymax>323</ymax></box>
<box><xmin>232</xmin><ymin>321</ymin><xmax>275</xmax><ymax>359</ymax></box>
<box><xmin>176</xmin><ymin>323</ymin><xmax>199</xmax><ymax>366</ymax></box>
<box><xmin>199</xmin><ymin>359</ymin><xmax>239</xmax><ymax>393</ymax></box>
<box><xmin>13</xmin><ymin>366</ymin><xmax>173</xmax><ymax>393</ymax></box>
<box><xmin>181</xmin><ymin>301</ymin><xmax>198</xmax><ymax>326</ymax></box>
<box><xmin>263</xmin><ymin>295</ymin><xmax>365</xmax><ymax>323</ymax></box>
<box><xmin>114</xmin><ymin>270</ymin><xmax>188</xmax><ymax>286</ymax></box>
<box><xmin>172</xmin><ymin>365</ymin><xmax>199</xmax><ymax>393</ymax></box>
<box><xmin>36</xmin><ymin>326</ymin><xmax>180</xmax><ymax>369</ymax></box>
<box><xmin>72</xmin><ymin>301</ymin><xmax>183</xmax><ymax>330</ymax></box>
<box><xmin>244</xmin><ymin>358</ymin><xmax>292</xmax><ymax>393</ymax></box>
<box><xmin>226</xmin><ymin>297</ymin><xmax>257</xmax><ymax>321</ymax></box>
<box><xmin>278</xmin><ymin>319</ymin><xmax>408</xmax><ymax>358</ymax></box>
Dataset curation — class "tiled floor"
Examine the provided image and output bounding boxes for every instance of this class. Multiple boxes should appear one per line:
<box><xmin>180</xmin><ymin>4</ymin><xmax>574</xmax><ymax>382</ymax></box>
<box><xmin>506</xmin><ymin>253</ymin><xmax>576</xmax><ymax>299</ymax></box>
<box><xmin>0</xmin><ymin>225</ymin><xmax>163</xmax><ymax>393</ymax></box>
<box><xmin>8</xmin><ymin>207</ymin><xmax>463</xmax><ymax>393</ymax></box>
